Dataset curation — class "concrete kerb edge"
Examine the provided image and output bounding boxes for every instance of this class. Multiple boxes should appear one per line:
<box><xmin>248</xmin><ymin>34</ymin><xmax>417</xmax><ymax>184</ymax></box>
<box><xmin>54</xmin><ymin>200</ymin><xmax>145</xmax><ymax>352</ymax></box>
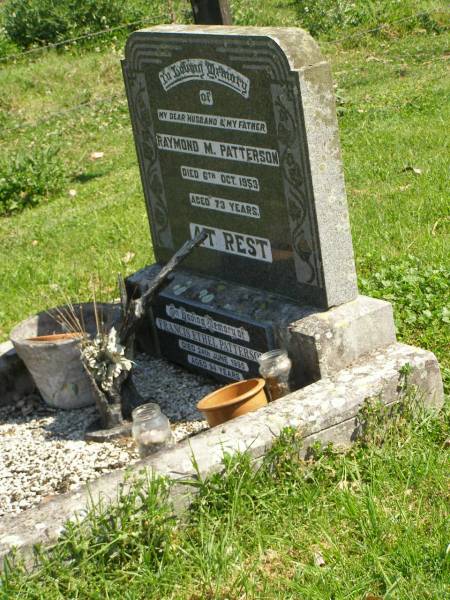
<box><xmin>0</xmin><ymin>341</ymin><xmax>443</xmax><ymax>570</ymax></box>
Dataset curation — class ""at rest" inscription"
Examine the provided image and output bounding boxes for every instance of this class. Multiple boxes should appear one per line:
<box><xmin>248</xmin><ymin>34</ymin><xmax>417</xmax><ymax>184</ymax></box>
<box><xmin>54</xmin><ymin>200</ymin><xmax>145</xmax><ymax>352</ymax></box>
<box><xmin>190</xmin><ymin>223</ymin><xmax>272</xmax><ymax>263</ymax></box>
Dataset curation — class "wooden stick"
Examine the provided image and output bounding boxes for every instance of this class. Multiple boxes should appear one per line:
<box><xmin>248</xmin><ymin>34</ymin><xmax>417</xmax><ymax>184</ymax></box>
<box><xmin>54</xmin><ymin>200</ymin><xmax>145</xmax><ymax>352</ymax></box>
<box><xmin>189</xmin><ymin>0</ymin><xmax>232</xmax><ymax>25</ymax></box>
<box><xmin>118</xmin><ymin>229</ymin><xmax>208</xmax><ymax>346</ymax></box>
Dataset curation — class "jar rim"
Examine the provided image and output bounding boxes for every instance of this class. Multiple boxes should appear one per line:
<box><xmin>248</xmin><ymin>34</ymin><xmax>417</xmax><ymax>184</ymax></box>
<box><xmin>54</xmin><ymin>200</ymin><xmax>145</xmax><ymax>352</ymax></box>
<box><xmin>132</xmin><ymin>403</ymin><xmax>161</xmax><ymax>421</ymax></box>
<box><xmin>257</xmin><ymin>349</ymin><xmax>288</xmax><ymax>364</ymax></box>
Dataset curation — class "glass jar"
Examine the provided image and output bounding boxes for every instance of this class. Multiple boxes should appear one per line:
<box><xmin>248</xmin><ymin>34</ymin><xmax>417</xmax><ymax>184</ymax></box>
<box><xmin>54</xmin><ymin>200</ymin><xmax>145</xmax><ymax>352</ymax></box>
<box><xmin>131</xmin><ymin>403</ymin><xmax>174</xmax><ymax>458</ymax></box>
<box><xmin>258</xmin><ymin>349</ymin><xmax>292</xmax><ymax>401</ymax></box>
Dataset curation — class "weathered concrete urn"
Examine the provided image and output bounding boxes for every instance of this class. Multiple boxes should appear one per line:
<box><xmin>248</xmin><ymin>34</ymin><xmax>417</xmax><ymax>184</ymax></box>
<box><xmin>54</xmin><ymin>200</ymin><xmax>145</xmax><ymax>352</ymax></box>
<box><xmin>10</xmin><ymin>303</ymin><xmax>119</xmax><ymax>409</ymax></box>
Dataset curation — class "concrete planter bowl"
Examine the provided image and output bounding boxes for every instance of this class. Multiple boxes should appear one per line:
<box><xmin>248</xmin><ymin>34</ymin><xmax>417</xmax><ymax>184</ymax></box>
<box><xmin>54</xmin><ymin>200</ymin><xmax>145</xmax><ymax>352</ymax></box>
<box><xmin>197</xmin><ymin>378</ymin><xmax>268</xmax><ymax>427</ymax></box>
<box><xmin>10</xmin><ymin>303</ymin><xmax>120</xmax><ymax>410</ymax></box>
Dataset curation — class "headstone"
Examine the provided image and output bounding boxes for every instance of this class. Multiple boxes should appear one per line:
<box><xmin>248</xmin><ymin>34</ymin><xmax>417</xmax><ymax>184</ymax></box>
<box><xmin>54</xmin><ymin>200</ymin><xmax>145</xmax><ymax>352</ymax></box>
<box><xmin>122</xmin><ymin>26</ymin><xmax>357</xmax><ymax>308</ymax></box>
<box><xmin>122</xmin><ymin>26</ymin><xmax>361</xmax><ymax>382</ymax></box>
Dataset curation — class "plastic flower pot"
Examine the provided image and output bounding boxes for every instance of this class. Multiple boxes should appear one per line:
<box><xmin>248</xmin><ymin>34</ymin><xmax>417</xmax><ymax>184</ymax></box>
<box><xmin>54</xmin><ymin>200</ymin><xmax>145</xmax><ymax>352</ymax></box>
<box><xmin>197</xmin><ymin>378</ymin><xmax>268</xmax><ymax>427</ymax></box>
<box><xmin>10</xmin><ymin>303</ymin><xmax>120</xmax><ymax>410</ymax></box>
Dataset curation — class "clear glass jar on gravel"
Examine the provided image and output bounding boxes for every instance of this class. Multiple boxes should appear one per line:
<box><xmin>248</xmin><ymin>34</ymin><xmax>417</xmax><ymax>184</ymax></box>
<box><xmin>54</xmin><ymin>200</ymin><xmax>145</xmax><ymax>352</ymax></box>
<box><xmin>132</xmin><ymin>403</ymin><xmax>174</xmax><ymax>458</ymax></box>
<box><xmin>258</xmin><ymin>349</ymin><xmax>292</xmax><ymax>401</ymax></box>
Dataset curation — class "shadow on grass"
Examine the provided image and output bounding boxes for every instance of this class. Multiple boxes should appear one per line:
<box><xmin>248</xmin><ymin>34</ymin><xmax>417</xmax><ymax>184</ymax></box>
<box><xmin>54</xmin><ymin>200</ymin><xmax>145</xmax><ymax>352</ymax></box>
<box><xmin>71</xmin><ymin>171</ymin><xmax>109</xmax><ymax>184</ymax></box>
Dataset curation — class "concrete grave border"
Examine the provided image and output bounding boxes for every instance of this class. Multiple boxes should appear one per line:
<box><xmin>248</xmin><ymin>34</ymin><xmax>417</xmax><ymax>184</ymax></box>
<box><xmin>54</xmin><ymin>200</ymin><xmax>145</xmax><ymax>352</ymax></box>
<box><xmin>0</xmin><ymin>341</ymin><xmax>443</xmax><ymax>569</ymax></box>
<box><xmin>0</xmin><ymin>342</ymin><xmax>35</xmax><ymax>407</ymax></box>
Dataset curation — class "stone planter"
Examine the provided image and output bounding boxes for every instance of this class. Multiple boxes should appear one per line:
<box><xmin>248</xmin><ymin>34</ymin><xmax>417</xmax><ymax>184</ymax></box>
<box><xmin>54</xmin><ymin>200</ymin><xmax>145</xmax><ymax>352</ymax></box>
<box><xmin>10</xmin><ymin>303</ymin><xmax>120</xmax><ymax>410</ymax></box>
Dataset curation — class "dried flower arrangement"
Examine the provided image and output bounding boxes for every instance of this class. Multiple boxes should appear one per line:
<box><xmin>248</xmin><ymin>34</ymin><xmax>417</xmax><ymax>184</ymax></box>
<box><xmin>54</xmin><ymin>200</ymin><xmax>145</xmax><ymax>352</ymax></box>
<box><xmin>81</xmin><ymin>327</ymin><xmax>132</xmax><ymax>393</ymax></box>
<box><xmin>53</xmin><ymin>230</ymin><xmax>207</xmax><ymax>431</ymax></box>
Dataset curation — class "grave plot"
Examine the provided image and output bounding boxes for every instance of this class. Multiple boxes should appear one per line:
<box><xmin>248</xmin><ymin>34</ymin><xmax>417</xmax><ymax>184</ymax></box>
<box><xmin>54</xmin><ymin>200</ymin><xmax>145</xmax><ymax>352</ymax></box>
<box><xmin>0</xmin><ymin>24</ymin><xmax>443</xmax><ymax>564</ymax></box>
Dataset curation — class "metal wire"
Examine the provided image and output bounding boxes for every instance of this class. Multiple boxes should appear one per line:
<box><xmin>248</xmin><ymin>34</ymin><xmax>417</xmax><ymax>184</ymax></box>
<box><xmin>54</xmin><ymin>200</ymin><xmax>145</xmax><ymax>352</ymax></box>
<box><xmin>324</xmin><ymin>9</ymin><xmax>448</xmax><ymax>44</ymax></box>
<box><xmin>1</xmin><ymin>8</ymin><xmax>447</xmax><ymax>135</ymax></box>
<box><xmin>0</xmin><ymin>13</ymin><xmax>167</xmax><ymax>63</ymax></box>
<box><xmin>2</xmin><ymin>51</ymin><xmax>446</xmax><ymax>137</ymax></box>
<box><xmin>1</xmin><ymin>8</ymin><xmax>446</xmax><ymax>63</ymax></box>
<box><xmin>331</xmin><ymin>51</ymin><xmax>448</xmax><ymax>79</ymax></box>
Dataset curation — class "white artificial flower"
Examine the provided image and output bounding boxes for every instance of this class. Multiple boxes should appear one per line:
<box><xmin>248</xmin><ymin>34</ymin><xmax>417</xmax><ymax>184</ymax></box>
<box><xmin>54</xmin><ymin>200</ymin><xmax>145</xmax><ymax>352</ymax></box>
<box><xmin>81</xmin><ymin>327</ymin><xmax>132</xmax><ymax>392</ymax></box>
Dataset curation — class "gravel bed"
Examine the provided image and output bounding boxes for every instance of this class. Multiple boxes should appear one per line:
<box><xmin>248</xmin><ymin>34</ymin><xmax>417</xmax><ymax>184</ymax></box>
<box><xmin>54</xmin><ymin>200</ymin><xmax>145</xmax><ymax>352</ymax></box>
<box><xmin>0</xmin><ymin>355</ymin><xmax>218</xmax><ymax>517</ymax></box>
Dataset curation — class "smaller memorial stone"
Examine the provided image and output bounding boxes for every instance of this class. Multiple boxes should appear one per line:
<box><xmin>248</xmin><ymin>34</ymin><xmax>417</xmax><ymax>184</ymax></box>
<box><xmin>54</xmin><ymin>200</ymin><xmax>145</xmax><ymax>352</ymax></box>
<box><xmin>152</xmin><ymin>277</ymin><xmax>275</xmax><ymax>381</ymax></box>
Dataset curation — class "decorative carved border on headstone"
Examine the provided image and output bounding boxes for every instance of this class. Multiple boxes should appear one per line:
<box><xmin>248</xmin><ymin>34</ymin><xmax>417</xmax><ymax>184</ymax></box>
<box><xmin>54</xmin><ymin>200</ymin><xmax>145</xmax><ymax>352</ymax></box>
<box><xmin>122</xmin><ymin>61</ymin><xmax>173</xmax><ymax>249</ymax></box>
<box><xmin>215</xmin><ymin>37</ymin><xmax>323</xmax><ymax>288</ymax></box>
<box><xmin>272</xmin><ymin>85</ymin><xmax>319</xmax><ymax>287</ymax></box>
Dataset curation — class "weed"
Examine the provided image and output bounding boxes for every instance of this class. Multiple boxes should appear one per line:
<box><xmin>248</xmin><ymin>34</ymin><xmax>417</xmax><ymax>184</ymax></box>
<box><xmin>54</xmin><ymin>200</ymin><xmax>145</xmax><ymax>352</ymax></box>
<box><xmin>3</xmin><ymin>0</ymin><xmax>71</xmax><ymax>49</ymax></box>
<box><xmin>262</xmin><ymin>426</ymin><xmax>303</xmax><ymax>480</ymax></box>
<box><xmin>188</xmin><ymin>451</ymin><xmax>258</xmax><ymax>521</ymax></box>
<box><xmin>0</xmin><ymin>145</ymin><xmax>66</xmax><ymax>216</ymax></box>
<box><xmin>3</xmin><ymin>473</ymin><xmax>174</xmax><ymax>592</ymax></box>
<box><xmin>358</xmin><ymin>254</ymin><xmax>449</xmax><ymax>388</ymax></box>
<box><xmin>0</xmin><ymin>25</ymin><xmax>18</xmax><ymax>59</ymax></box>
<box><xmin>2</xmin><ymin>0</ymin><xmax>144</xmax><ymax>49</ymax></box>
<box><xmin>292</xmin><ymin>0</ymin><xmax>447</xmax><ymax>41</ymax></box>
<box><xmin>359</xmin><ymin>255</ymin><xmax>449</xmax><ymax>332</ymax></box>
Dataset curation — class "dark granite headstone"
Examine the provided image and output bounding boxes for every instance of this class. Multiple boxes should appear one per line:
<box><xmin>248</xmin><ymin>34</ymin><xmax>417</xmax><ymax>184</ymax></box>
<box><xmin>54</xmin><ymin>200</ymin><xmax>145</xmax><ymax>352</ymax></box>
<box><xmin>122</xmin><ymin>26</ymin><xmax>359</xmax><ymax>381</ymax></box>
<box><xmin>122</xmin><ymin>25</ymin><xmax>357</xmax><ymax>308</ymax></box>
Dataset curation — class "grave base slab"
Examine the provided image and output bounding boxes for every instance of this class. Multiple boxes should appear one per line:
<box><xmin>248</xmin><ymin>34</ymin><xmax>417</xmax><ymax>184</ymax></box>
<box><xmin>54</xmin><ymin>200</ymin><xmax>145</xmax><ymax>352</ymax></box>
<box><xmin>0</xmin><ymin>341</ymin><xmax>443</xmax><ymax>569</ymax></box>
<box><xmin>126</xmin><ymin>265</ymin><xmax>396</xmax><ymax>386</ymax></box>
<box><xmin>287</xmin><ymin>294</ymin><xmax>397</xmax><ymax>387</ymax></box>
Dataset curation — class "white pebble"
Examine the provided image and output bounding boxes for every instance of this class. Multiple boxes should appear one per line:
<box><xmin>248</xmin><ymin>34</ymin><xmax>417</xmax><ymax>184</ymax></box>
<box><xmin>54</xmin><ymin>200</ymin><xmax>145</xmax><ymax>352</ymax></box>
<box><xmin>0</xmin><ymin>354</ymin><xmax>217</xmax><ymax>517</ymax></box>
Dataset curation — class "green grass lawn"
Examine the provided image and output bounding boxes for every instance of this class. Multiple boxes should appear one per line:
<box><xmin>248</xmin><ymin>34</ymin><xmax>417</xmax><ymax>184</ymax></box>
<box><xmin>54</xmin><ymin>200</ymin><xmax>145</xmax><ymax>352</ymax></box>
<box><xmin>0</xmin><ymin>2</ymin><xmax>449</xmax><ymax>595</ymax></box>
<box><xmin>2</xmin><ymin>395</ymin><xmax>449</xmax><ymax>598</ymax></box>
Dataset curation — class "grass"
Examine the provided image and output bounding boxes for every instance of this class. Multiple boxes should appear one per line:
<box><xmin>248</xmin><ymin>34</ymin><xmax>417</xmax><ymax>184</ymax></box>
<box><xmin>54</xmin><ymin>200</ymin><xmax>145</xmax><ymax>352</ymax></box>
<box><xmin>0</xmin><ymin>3</ymin><xmax>448</xmax><ymax>594</ymax></box>
<box><xmin>2</xmin><ymin>392</ymin><xmax>449</xmax><ymax>598</ymax></box>
<box><xmin>0</xmin><ymin>0</ymin><xmax>190</xmax><ymax>57</ymax></box>
<box><xmin>1</xmin><ymin>2</ymin><xmax>448</xmax><ymax>385</ymax></box>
